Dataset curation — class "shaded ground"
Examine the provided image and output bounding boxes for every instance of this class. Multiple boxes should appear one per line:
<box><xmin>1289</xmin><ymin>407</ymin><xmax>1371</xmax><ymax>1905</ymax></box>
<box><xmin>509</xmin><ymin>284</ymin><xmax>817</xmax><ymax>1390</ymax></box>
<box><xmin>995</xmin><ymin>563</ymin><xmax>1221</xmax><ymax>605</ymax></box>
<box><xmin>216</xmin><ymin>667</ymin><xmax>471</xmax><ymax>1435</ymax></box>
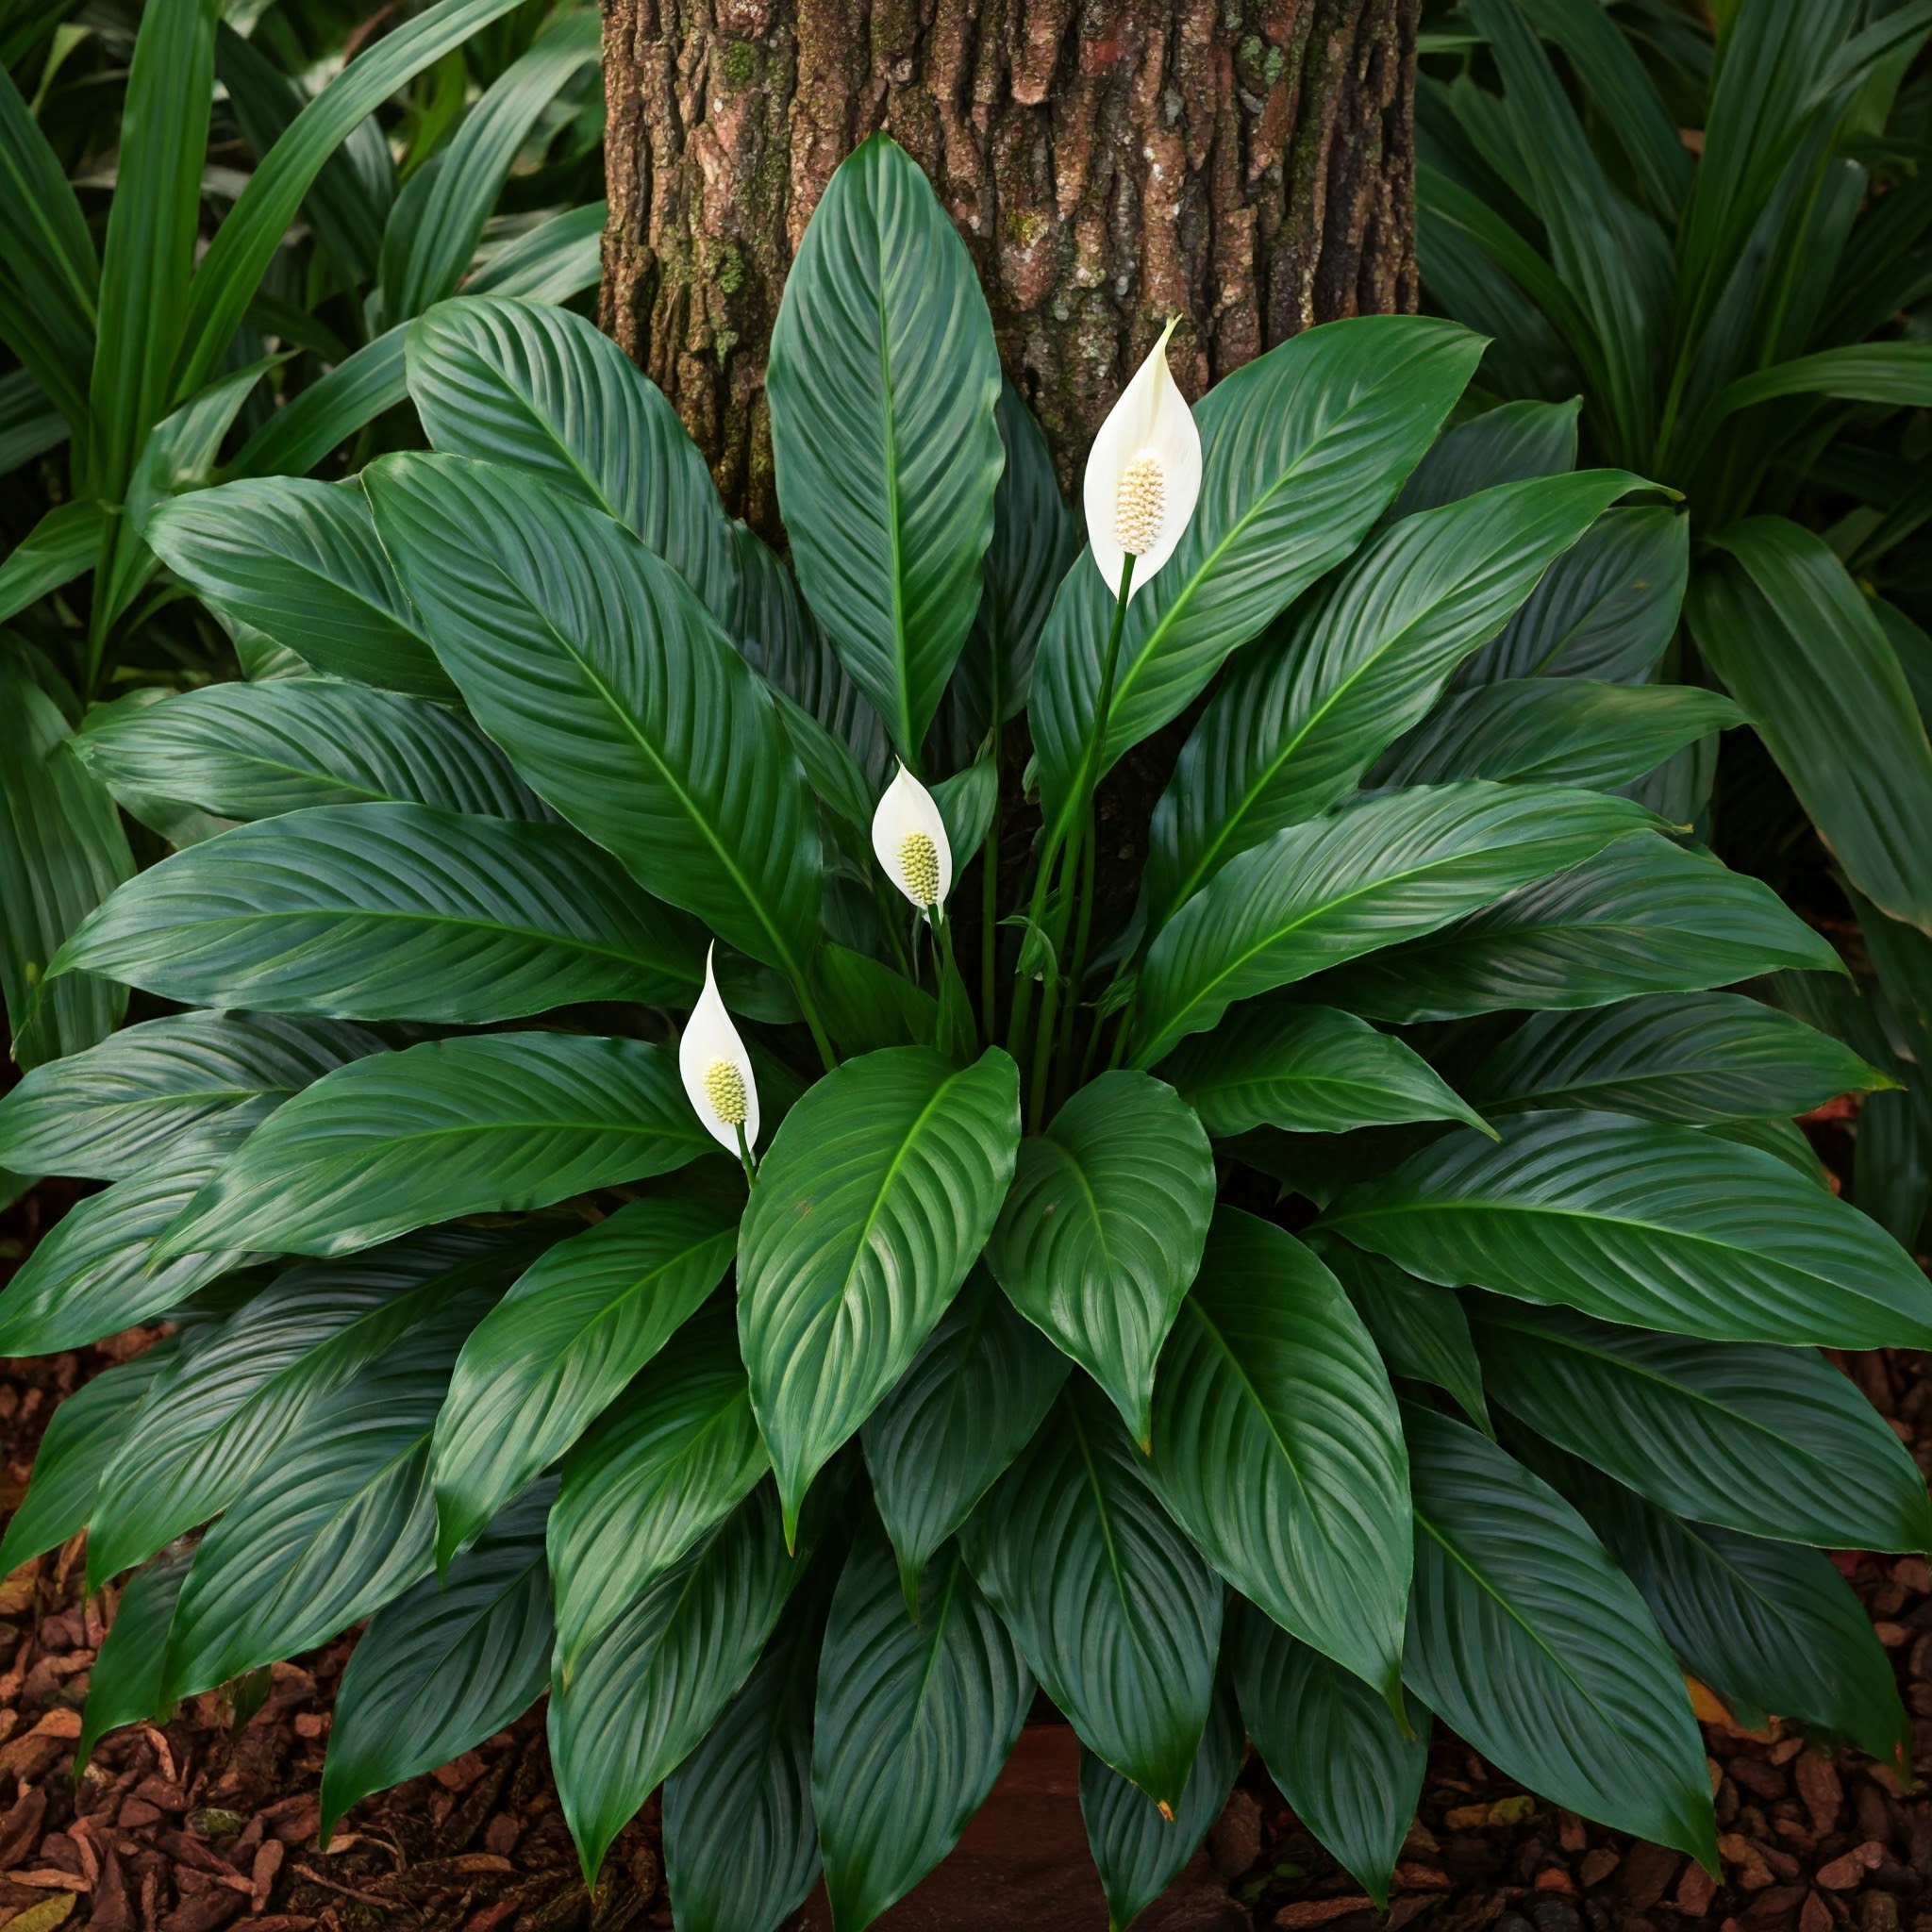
<box><xmin>3</xmin><ymin>1174</ymin><xmax>1930</xmax><ymax>1932</ymax></box>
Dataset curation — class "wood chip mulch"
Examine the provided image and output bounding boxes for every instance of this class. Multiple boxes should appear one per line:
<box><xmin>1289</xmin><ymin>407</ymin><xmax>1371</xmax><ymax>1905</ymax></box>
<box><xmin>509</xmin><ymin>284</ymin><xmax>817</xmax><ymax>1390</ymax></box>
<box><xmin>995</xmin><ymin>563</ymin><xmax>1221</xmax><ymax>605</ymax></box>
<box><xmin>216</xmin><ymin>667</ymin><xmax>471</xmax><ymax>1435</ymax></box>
<box><xmin>4</xmin><ymin>1179</ymin><xmax>1930</xmax><ymax>1932</ymax></box>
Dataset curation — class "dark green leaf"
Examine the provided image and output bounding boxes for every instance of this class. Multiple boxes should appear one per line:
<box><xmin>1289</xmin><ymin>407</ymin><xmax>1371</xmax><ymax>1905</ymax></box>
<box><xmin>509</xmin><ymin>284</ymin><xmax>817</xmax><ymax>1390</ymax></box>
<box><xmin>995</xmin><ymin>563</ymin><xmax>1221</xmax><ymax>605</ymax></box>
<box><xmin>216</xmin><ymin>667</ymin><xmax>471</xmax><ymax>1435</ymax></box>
<box><xmin>1391</xmin><ymin>398</ymin><xmax>1580</xmax><ymax>515</ymax></box>
<box><xmin>1081</xmin><ymin>1674</ymin><xmax>1242</xmax><ymax>1932</ymax></box>
<box><xmin>77</xmin><ymin>1550</ymin><xmax>192</xmax><ymax>1767</ymax></box>
<box><xmin>739</xmin><ymin>1044</ymin><xmax>1019</xmax><ymax>1541</ymax></box>
<box><xmin>1230</xmin><ymin>1597</ymin><xmax>1426</xmax><ymax>1910</ymax></box>
<box><xmin>963</xmin><ymin>1384</ymin><xmax>1221</xmax><ymax>1813</ymax></box>
<box><xmin>366</xmin><ymin>453</ymin><xmax>824</xmax><ymax>988</ymax></box>
<box><xmin>1466</xmin><ymin>991</ymin><xmax>1889</xmax><ymax>1122</ymax></box>
<box><xmin>71</xmin><ymin>680</ymin><xmax>542</xmax><ymax>822</ymax></box>
<box><xmin>549</xmin><ymin>1481</ymin><xmax>813</xmax><ymax>1881</ymax></box>
<box><xmin>811</xmin><ymin>942</ymin><xmax>938</xmax><ymax>1057</ymax></box>
<box><xmin>322</xmin><ymin>1481</ymin><xmax>554</xmax><ymax>1837</ymax></box>
<box><xmin>1131</xmin><ymin>782</ymin><xmax>1654</xmax><ymax>1066</ymax></box>
<box><xmin>432</xmin><ymin>1194</ymin><xmax>739</xmax><ymax>1569</ymax></box>
<box><xmin>984</xmin><ymin>1070</ymin><xmax>1214</xmax><ymax>1442</ymax></box>
<box><xmin>814</xmin><ymin>1527</ymin><xmax>1032</xmax><ymax>1931</ymax></box>
<box><xmin>862</xmin><ymin>1268</ymin><xmax>1068</xmax><ymax>1613</ymax></box>
<box><xmin>1147</xmin><ymin>1210</ymin><xmax>1409</xmax><ymax>1699</ymax></box>
<box><xmin>1313</xmin><ymin>1238</ymin><xmax>1490</xmax><ymax>1432</ymax></box>
<box><xmin>225</xmin><ymin>325</ymin><xmax>408</xmax><ymax>480</ymax></box>
<box><xmin>549</xmin><ymin>1298</ymin><xmax>769</xmax><ymax>1678</ymax></box>
<box><xmin>1160</xmin><ymin>1003</ymin><xmax>1491</xmax><ymax>1140</ymax></box>
<box><xmin>1473</xmin><ymin>1300</ymin><xmax>1932</xmax><ymax>1552</ymax></box>
<box><xmin>1147</xmin><ymin>469</ymin><xmax>1643</xmax><ymax>924</ymax></box>
<box><xmin>766</xmin><ymin>133</ymin><xmax>1003</xmax><ymax>762</ymax></box>
<box><xmin>1402</xmin><ymin>1404</ymin><xmax>1716</xmax><ymax>1861</ymax></box>
<box><xmin>1338</xmin><ymin>833</ymin><xmax>1844</xmax><ymax>1024</ymax></box>
<box><xmin>0</xmin><ymin>1010</ymin><xmax>379</xmax><ymax>1179</ymax></box>
<box><xmin>1321</xmin><ymin>1110</ymin><xmax>1932</xmax><ymax>1348</ymax></box>
<box><xmin>1030</xmin><ymin>318</ymin><xmax>1486</xmax><ymax>836</ymax></box>
<box><xmin>157</xmin><ymin>1034</ymin><xmax>705</xmax><ymax>1259</ymax></box>
<box><xmin>55</xmin><ymin>803</ymin><xmax>706</xmax><ymax>1022</ymax></box>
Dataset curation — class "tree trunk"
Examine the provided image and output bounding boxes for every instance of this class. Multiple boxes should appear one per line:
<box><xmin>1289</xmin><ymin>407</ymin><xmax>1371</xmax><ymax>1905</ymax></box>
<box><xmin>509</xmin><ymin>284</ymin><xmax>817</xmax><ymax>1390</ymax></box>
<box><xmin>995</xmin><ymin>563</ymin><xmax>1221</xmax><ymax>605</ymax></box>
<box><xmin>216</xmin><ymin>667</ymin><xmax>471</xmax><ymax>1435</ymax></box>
<box><xmin>600</xmin><ymin>0</ymin><xmax>1420</xmax><ymax>531</ymax></box>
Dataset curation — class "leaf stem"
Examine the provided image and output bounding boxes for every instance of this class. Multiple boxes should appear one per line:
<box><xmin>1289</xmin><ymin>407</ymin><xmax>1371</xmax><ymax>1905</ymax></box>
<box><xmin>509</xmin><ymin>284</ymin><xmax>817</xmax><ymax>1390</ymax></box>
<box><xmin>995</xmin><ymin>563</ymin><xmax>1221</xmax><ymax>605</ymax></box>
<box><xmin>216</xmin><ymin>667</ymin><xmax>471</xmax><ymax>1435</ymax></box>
<box><xmin>736</xmin><ymin>1120</ymin><xmax>759</xmax><ymax>1188</ymax></box>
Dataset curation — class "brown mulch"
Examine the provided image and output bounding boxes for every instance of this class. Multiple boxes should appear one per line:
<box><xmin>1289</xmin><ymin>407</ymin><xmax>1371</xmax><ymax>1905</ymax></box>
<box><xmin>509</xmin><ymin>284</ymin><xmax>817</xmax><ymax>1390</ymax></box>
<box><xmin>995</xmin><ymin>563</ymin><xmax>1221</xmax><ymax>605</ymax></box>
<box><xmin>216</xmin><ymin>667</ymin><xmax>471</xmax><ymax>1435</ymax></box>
<box><xmin>4</xmin><ymin>1158</ymin><xmax>1931</xmax><ymax>1931</ymax></box>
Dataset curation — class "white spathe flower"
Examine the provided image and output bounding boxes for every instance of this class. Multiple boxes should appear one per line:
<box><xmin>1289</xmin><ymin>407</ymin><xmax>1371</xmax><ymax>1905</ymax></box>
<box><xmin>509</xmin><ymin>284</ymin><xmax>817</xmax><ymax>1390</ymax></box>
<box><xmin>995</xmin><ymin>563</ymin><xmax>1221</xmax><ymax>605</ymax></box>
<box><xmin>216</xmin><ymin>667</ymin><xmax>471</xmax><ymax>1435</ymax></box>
<box><xmin>1082</xmin><ymin>315</ymin><xmax>1203</xmax><ymax>604</ymax></box>
<box><xmin>872</xmin><ymin>761</ymin><xmax>953</xmax><ymax>911</ymax></box>
<box><xmin>679</xmin><ymin>946</ymin><xmax>760</xmax><ymax>1155</ymax></box>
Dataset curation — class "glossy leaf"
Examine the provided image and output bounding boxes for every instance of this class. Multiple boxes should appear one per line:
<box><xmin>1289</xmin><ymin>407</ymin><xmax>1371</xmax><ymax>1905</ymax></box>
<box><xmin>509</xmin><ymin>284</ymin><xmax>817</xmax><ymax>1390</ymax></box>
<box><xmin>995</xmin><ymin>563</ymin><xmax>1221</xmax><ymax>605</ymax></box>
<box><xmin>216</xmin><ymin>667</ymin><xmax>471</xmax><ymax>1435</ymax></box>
<box><xmin>158</xmin><ymin>1033</ymin><xmax>705</xmax><ymax>1259</ymax></box>
<box><xmin>549</xmin><ymin>1298</ymin><xmax>769</xmax><ymax>1678</ymax></box>
<box><xmin>1131</xmin><ymin>782</ymin><xmax>1654</xmax><ymax>1066</ymax></box>
<box><xmin>144</xmin><ymin>477</ymin><xmax>453</xmax><ymax>701</ymax></box>
<box><xmin>1081</xmin><ymin>1674</ymin><xmax>1243</xmax><ymax>1932</ymax></box>
<box><xmin>660</xmin><ymin>1582</ymin><xmax>827</xmax><ymax>1932</ymax></box>
<box><xmin>1339</xmin><ymin>833</ymin><xmax>1844</xmax><ymax>1024</ymax></box>
<box><xmin>432</xmin><ymin>1194</ymin><xmax>739</xmax><ymax>1569</ymax></box>
<box><xmin>0</xmin><ymin>1141</ymin><xmax>249</xmax><ymax>1355</ymax></box>
<box><xmin>1313</xmin><ymin>1238</ymin><xmax>1490</xmax><ymax>1432</ymax></box>
<box><xmin>1230</xmin><ymin>1598</ymin><xmax>1426</xmax><ymax>1910</ymax></box>
<box><xmin>0</xmin><ymin>1010</ymin><xmax>379</xmax><ymax>1179</ymax></box>
<box><xmin>365</xmin><ymin>453</ymin><xmax>823</xmax><ymax>984</ymax></box>
<box><xmin>1146</xmin><ymin>1210</ymin><xmax>1409</xmax><ymax>1699</ymax></box>
<box><xmin>1391</xmin><ymin>397</ymin><xmax>1580</xmax><ymax>515</ymax></box>
<box><xmin>984</xmin><ymin>1071</ymin><xmax>1214</xmax><ymax>1442</ymax></box>
<box><xmin>77</xmin><ymin>1550</ymin><xmax>191</xmax><ymax>1767</ymax></box>
<box><xmin>405</xmin><ymin>295</ymin><xmax>740</xmax><ymax>628</ymax></box>
<box><xmin>322</xmin><ymin>1480</ymin><xmax>554</xmax><ymax>1837</ymax></box>
<box><xmin>1473</xmin><ymin>1300</ymin><xmax>1932</xmax><ymax>1552</ymax></box>
<box><xmin>963</xmin><ymin>1384</ymin><xmax>1221</xmax><ymax>1812</ymax></box>
<box><xmin>738</xmin><ymin>1045</ymin><xmax>1019</xmax><ymax>1541</ymax></box>
<box><xmin>1457</xmin><ymin>508</ymin><xmax>1687</xmax><ymax>687</ymax></box>
<box><xmin>814</xmin><ymin>1528</ymin><xmax>1031</xmax><ymax>1931</ymax></box>
<box><xmin>1030</xmin><ymin>317</ymin><xmax>1485</xmax><ymax>833</ymax></box>
<box><xmin>1322</xmin><ymin>1110</ymin><xmax>1932</xmax><ymax>1348</ymax></box>
<box><xmin>549</xmin><ymin>1481</ymin><xmax>812</xmax><ymax>1882</ymax></box>
<box><xmin>1690</xmin><ymin>517</ymin><xmax>1932</xmax><ymax>935</ymax></box>
<box><xmin>1159</xmin><ymin>1003</ymin><xmax>1490</xmax><ymax>1140</ymax></box>
<box><xmin>71</xmin><ymin>680</ymin><xmax>541</xmax><ymax>822</ymax></box>
<box><xmin>1374</xmin><ymin>679</ymin><xmax>1740</xmax><ymax>791</ymax></box>
<box><xmin>56</xmin><ymin>803</ymin><xmax>707</xmax><ymax>1022</ymax></box>
<box><xmin>1466</xmin><ymin>991</ymin><xmax>1889</xmax><ymax>1122</ymax></box>
<box><xmin>1402</xmin><ymin>1405</ymin><xmax>1716</xmax><ymax>1861</ymax></box>
<box><xmin>766</xmin><ymin>133</ymin><xmax>1002</xmax><ymax>762</ymax></box>
<box><xmin>1146</xmin><ymin>468</ymin><xmax>1644</xmax><ymax>923</ymax></box>
<box><xmin>862</xmin><ymin>1269</ymin><xmax>1067</xmax><ymax>1612</ymax></box>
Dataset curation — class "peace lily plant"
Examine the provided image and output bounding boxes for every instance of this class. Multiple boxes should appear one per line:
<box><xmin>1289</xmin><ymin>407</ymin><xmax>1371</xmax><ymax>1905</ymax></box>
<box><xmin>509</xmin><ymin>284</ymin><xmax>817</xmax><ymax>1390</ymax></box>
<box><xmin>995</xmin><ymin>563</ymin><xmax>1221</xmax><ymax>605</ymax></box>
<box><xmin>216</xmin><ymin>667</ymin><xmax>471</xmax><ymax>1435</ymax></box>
<box><xmin>1</xmin><ymin>131</ymin><xmax>1928</xmax><ymax>1932</ymax></box>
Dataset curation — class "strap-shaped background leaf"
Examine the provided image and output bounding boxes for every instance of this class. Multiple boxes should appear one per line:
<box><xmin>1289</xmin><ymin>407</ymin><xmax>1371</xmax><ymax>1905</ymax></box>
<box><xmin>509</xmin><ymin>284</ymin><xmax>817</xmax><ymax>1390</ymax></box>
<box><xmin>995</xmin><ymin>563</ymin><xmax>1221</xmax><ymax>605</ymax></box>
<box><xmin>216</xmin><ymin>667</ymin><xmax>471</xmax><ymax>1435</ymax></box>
<box><xmin>1144</xmin><ymin>467</ymin><xmax>1645</xmax><ymax>927</ymax></box>
<box><xmin>1322</xmin><ymin>1109</ymin><xmax>1932</xmax><ymax>1348</ymax></box>
<box><xmin>738</xmin><ymin>1044</ymin><xmax>1019</xmax><ymax>1541</ymax></box>
<box><xmin>1230</xmin><ymin>1599</ymin><xmax>1428</xmax><ymax>1909</ymax></box>
<box><xmin>54</xmin><ymin>803</ymin><xmax>708</xmax><ymax>1021</ymax></box>
<box><xmin>1338</xmin><ymin>833</ymin><xmax>1843</xmax><ymax>1023</ymax></box>
<box><xmin>984</xmin><ymin>1070</ymin><xmax>1215</xmax><ymax>1444</ymax></box>
<box><xmin>813</xmin><ymin>1527</ymin><xmax>1031</xmax><ymax>1931</ymax></box>
<box><xmin>156</xmin><ymin>1033</ymin><xmax>706</xmax><ymax>1259</ymax></box>
<box><xmin>1402</xmin><ymin>1405</ymin><xmax>1717</xmax><ymax>1862</ymax></box>
<box><xmin>76</xmin><ymin>1549</ymin><xmax>191</xmax><ymax>1768</ymax></box>
<box><xmin>1147</xmin><ymin>1210</ymin><xmax>1410</xmax><ymax>1702</ymax></box>
<box><xmin>1080</xmin><ymin>1674</ymin><xmax>1243</xmax><ymax>1932</ymax></box>
<box><xmin>405</xmin><ymin>296</ymin><xmax>741</xmax><ymax>628</ymax></box>
<box><xmin>0</xmin><ymin>1009</ymin><xmax>378</xmax><ymax>1178</ymax></box>
<box><xmin>145</xmin><ymin>477</ymin><xmax>452</xmax><ymax>700</ymax></box>
<box><xmin>549</xmin><ymin>1299</ymin><xmax>769</xmax><ymax>1679</ymax></box>
<box><xmin>365</xmin><ymin>452</ymin><xmax>824</xmax><ymax>989</ymax></box>
<box><xmin>1473</xmin><ymin>1300</ymin><xmax>1932</xmax><ymax>1551</ymax></box>
<box><xmin>1465</xmin><ymin>991</ymin><xmax>1889</xmax><ymax>1121</ymax></box>
<box><xmin>430</xmin><ymin>1193</ymin><xmax>740</xmax><ymax>1569</ymax></box>
<box><xmin>766</xmin><ymin>132</ymin><xmax>1003</xmax><ymax>764</ymax></box>
<box><xmin>962</xmin><ymin>1383</ymin><xmax>1221</xmax><ymax>1814</ymax></box>
<box><xmin>1131</xmin><ymin>781</ymin><xmax>1654</xmax><ymax>1065</ymax></box>
<box><xmin>861</xmin><ymin>1269</ymin><xmax>1066</xmax><ymax>1613</ymax></box>
<box><xmin>548</xmin><ymin>1482</ymin><xmax>815</xmax><ymax>1883</ymax></box>
<box><xmin>321</xmin><ymin>1479</ymin><xmax>554</xmax><ymax>1839</ymax></box>
<box><xmin>1029</xmin><ymin>315</ymin><xmax>1486</xmax><ymax>835</ymax></box>
<box><xmin>71</xmin><ymin>680</ymin><xmax>543</xmax><ymax>822</ymax></box>
<box><xmin>1159</xmin><ymin>1003</ymin><xmax>1491</xmax><ymax>1140</ymax></box>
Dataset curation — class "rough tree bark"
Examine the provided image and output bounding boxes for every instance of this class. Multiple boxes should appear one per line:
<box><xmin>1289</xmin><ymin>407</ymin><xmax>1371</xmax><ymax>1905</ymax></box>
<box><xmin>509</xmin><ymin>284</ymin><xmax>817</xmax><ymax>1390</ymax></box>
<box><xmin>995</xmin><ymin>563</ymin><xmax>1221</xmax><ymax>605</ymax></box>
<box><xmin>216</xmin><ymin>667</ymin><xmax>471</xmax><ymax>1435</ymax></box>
<box><xmin>600</xmin><ymin>0</ymin><xmax>1420</xmax><ymax>530</ymax></box>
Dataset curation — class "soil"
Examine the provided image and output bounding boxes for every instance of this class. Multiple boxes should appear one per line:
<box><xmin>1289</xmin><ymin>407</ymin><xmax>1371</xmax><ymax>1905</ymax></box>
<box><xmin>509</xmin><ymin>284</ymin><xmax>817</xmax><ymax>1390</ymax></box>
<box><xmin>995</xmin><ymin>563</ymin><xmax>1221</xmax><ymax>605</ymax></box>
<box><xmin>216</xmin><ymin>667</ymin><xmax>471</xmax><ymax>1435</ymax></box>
<box><xmin>3</xmin><ymin>1141</ymin><xmax>1929</xmax><ymax>1932</ymax></box>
